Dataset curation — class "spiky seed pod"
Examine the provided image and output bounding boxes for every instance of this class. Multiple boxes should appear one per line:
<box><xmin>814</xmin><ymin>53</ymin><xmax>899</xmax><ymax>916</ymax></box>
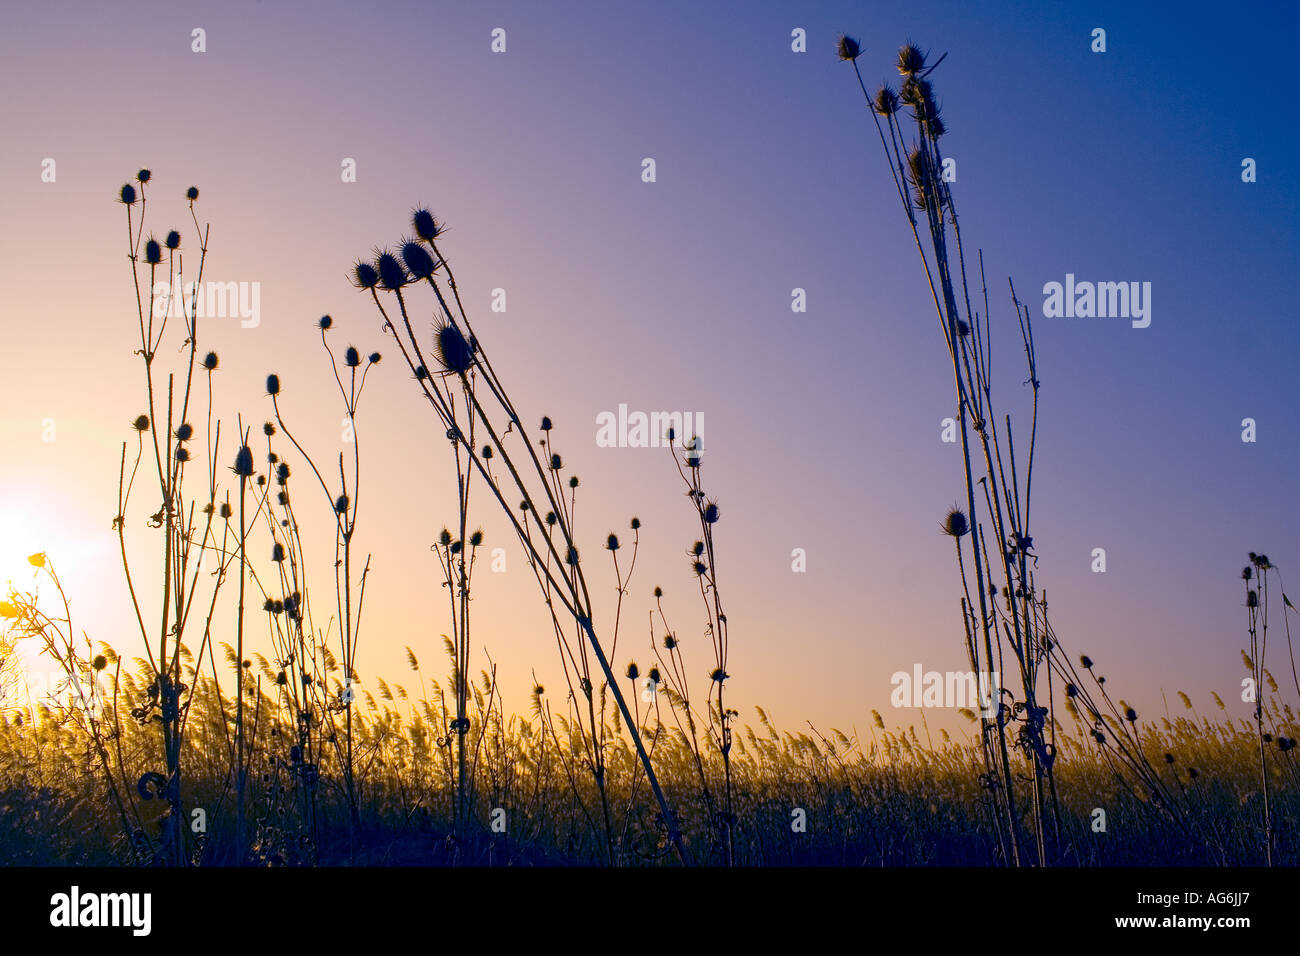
<box><xmin>439</xmin><ymin>528</ymin><xmax>452</xmax><ymax>546</ymax></box>
<box><xmin>414</xmin><ymin>365</ymin><xmax>428</xmax><ymax>379</ymax></box>
<box><xmin>186</xmin><ymin>186</ymin><xmax>199</xmax><ymax>201</ymax></box>
<box><xmin>874</xmin><ymin>85</ymin><xmax>900</xmax><ymax>116</ymax></box>
<box><xmin>233</xmin><ymin>445</ymin><xmax>254</xmax><ymax>478</ymax></box>
<box><xmin>692</xmin><ymin>541</ymin><xmax>705</xmax><ymax>557</ymax></box>
<box><xmin>897</xmin><ymin>43</ymin><xmax>926</xmax><ymax>76</ymax></box>
<box><xmin>144</xmin><ymin>238</ymin><xmax>162</xmax><ymax>265</ymax></box>
<box><xmin>175</xmin><ymin>423</ymin><xmax>193</xmax><ymax>441</ymax></box>
<box><xmin>607</xmin><ymin>533</ymin><xmax>620</xmax><ymax>551</ymax></box>
<box><xmin>1065</xmin><ymin>683</ymin><xmax>1078</xmax><ymax>697</ymax></box>
<box><xmin>1080</xmin><ymin>655</ymin><xmax>1094</xmax><ymax>669</ymax></box>
<box><xmin>165</xmin><ymin>230</ymin><xmax>181</xmax><ymax>250</ymax></box>
<box><xmin>703</xmin><ymin>500</ymin><xmax>720</xmax><ymax>524</ymax></box>
<box><xmin>540</xmin><ymin>416</ymin><xmax>553</xmax><ymax>431</ymax></box>
<box><xmin>630</xmin><ymin>517</ymin><xmax>640</xmax><ymax>530</ymax></box>
<box><xmin>334</xmin><ymin>495</ymin><xmax>348</xmax><ymax>514</ymax></box>
<box><xmin>119</xmin><ymin>184</ymin><xmax>137</xmax><ymax>204</ymax></box>
<box><xmin>375</xmin><ymin>251</ymin><xmax>407</xmax><ymax>291</ymax></box>
<box><xmin>653</xmin><ymin>586</ymin><xmax>662</xmax><ymax>598</ymax></box>
<box><xmin>434</xmin><ymin>322</ymin><xmax>474</xmax><ymax>373</ymax></box>
<box><xmin>648</xmin><ymin>667</ymin><xmax>661</xmax><ymax>684</ymax></box>
<box><xmin>1242</xmin><ymin>566</ymin><xmax>1252</xmax><ymax>580</ymax></box>
<box><xmin>942</xmin><ymin>507</ymin><xmax>969</xmax><ymax>537</ymax></box>
<box><xmin>271</xmin><ymin>543</ymin><xmax>285</xmax><ymax>562</ymax></box>
<box><xmin>174</xmin><ymin>445</ymin><xmax>190</xmax><ymax>462</ymax></box>
<box><xmin>266</xmin><ymin>374</ymin><xmax>280</xmax><ymax>396</ymax></box>
<box><xmin>203</xmin><ymin>352</ymin><xmax>219</xmax><ymax>370</ymax></box>
<box><xmin>469</xmin><ymin>529</ymin><xmax>483</xmax><ymax>547</ymax></box>
<box><xmin>928</xmin><ymin>114</ymin><xmax>947</xmax><ymax>138</ymax></box>
<box><xmin>1247</xmin><ymin>591</ymin><xmax>1258</xmax><ymax>607</ymax></box>
<box><xmin>352</xmin><ymin>261</ymin><xmax>380</xmax><ymax>290</ymax></box>
<box><xmin>1125</xmin><ymin>707</ymin><xmax>1138</xmax><ymax>723</ymax></box>
<box><xmin>550</xmin><ymin>453</ymin><xmax>562</xmax><ymax>470</ymax></box>
<box><xmin>345</xmin><ymin>346</ymin><xmax>361</xmax><ymax>368</ymax></box>
<box><xmin>836</xmin><ymin>34</ymin><xmax>862</xmax><ymax>61</ymax></box>
<box><xmin>219</xmin><ymin>502</ymin><xmax>232</xmax><ymax>519</ymax></box>
<box><xmin>136</xmin><ymin>169</ymin><xmax>152</xmax><ymax>184</ymax></box>
<box><xmin>412</xmin><ymin>208</ymin><xmax>442</xmax><ymax>242</ymax></box>
<box><xmin>263</xmin><ymin>422</ymin><xmax>276</xmax><ymax>436</ymax></box>
<box><xmin>693</xmin><ymin>561</ymin><xmax>708</xmax><ymax>576</ymax></box>
<box><xmin>566</xmin><ymin>547</ymin><xmax>579</xmax><ymax>565</ymax></box>
<box><xmin>900</xmin><ymin>76</ymin><xmax>932</xmax><ymax>107</ymax></box>
<box><xmin>626</xmin><ymin>662</ymin><xmax>639</xmax><ymax>680</ymax></box>
<box><xmin>368</xmin><ymin>352</ymin><xmax>381</xmax><ymax>364</ymax></box>
<box><xmin>132</xmin><ymin>415</ymin><xmax>150</xmax><ymax>432</ymax></box>
<box><xmin>569</xmin><ymin>476</ymin><xmax>579</xmax><ymax>488</ymax></box>
<box><xmin>319</xmin><ymin>315</ymin><xmax>333</xmax><ymax>330</ymax></box>
<box><xmin>663</xmin><ymin>634</ymin><xmax>677</xmax><ymax>650</ymax></box>
<box><xmin>533</xmin><ymin>684</ymin><xmax>544</xmax><ymax>696</ymax></box>
<box><xmin>401</xmin><ymin>239</ymin><xmax>437</xmax><ymax>280</ymax></box>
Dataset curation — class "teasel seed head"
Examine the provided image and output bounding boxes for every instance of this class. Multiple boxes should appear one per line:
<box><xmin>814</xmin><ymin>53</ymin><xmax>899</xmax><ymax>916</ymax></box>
<box><xmin>412</xmin><ymin>208</ymin><xmax>443</xmax><ymax>242</ymax></box>
<box><xmin>334</xmin><ymin>495</ymin><xmax>348</xmax><ymax>514</ymax></box>
<box><xmin>401</xmin><ymin>238</ymin><xmax>437</xmax><ymax>280</ymax></box>
<box><xmin>272</xmin><ymin>542</ymin><xmax>286</xmax><ymax>562</ymax></box>
<box><xmin>482</xmin><ymin>445</ymin><xmax>493</xmax><ymax>459</ymax></box>
<box><xmin>165</xmin><ymin>230</ymin><xmax>181</xmax><ymax>250</ymax></box>
<box><xmin>648</xmin><ymin>666</ymin><xmax>661</xmax><ymax>684</ymax></box>
<box><xmin>546</xmin><ymin>511</ymin><xmax>557</xmax><ymax>526</ymax></box>
<box><xmin>352</xmin><ymin>261</ymin><xmax>380</xmax><ymax>290</ymax></box>
<box><xmin>219</xmin><ymin>502</ymin><xmax>232</xmax><ymax>519</ymax></box>
<box><xmin>203</xmin><ymin>351</ymin><xmax>219</xmax><ymax>370</ymax></box>
<box><xmin>136</xmin><ymin>169</ymin><xmax>152</xmax><ymax>184</ymax></box>
<box><xmin>263</xmin><ymin>422</ymin><xmax>275</xmax><ymax>436</ymax></box>
<box><xmin>836</xmin><ymin>34</ymin><xmax>862</xmax><ymax>61</ymax></box>
<box><xmin>345</xmin><ymin>346</ymin><xmax>361</xmax><ymax>368</ymax></box>
<box><xmin>132</xmin><ymin>414</ymin><xmax>150</xmax><ymax>432</ymax></box>
<box><xmin>186</xmin><ymin>186</ymin><xmax>199</xmax><ymax>201</ymax></box>
<box><xmin>630</xmin><ymin>517</ymin><xmax>640</xmax><ymax>530</ymax></box>
<box><xmin>569</xmin><ymin>476</ymin><xmax>579</xmax><ymax>488</ymax></box>
<box><xmin>1080</xmin><ymin>655</ymin><xmax>1094</xmax><ymax>669</ymax></box>
<box><xmin>119</xmin><ymin>183</ymin><xmax>137</xmax><ymax>205</ymax></box>
<box><xmin>233</xmin><ymin>445</ymin><xmax>254</xmax><ymax>478</ymax></box>
<box><xmin>369</xmin><ymin>352</ymin><xmax>381</xmax><ymax>364</ymax></box>
<box><xmin>174</xmin><ymin>445</ymin><xmax>189</xmax><ymax>462</ymax></box>
<box><xmin>942</xmin><ymin>506</ymin><xmax>969</xmax><ymax>538</ymax></box>
<box><xmin>663</xmin><ymin>634</ymin><xmax>676</xmax><ymax>650</ymax></box>
<box><xmin>541</xmin><ymin>416</ymin><xmax>553</xmax><ymax>431</ymax></box>
<box><xmin>266</xmin><ymin>374</ymin><xmax>281</xmax><ymax>396</ymax></box>
<box><xmin>439</xmin><ymin>528</ymin><xmax>452</xmax><ymax>546</ymax></box>
<box><xmin>375</xmin><ymin>250</ymin><xmax>407</xmax><ymax>291</ymax></box>
<box><xmin>319</xmin><ymin>315</ymin><xmax>333</xmax><ymax>330</ymax></box>
<box><xmin>897</xmin><ymin>42</ymin><xmax>926</xmax><ymax>76</ymax></box>
<box><xmin>703</xmin><ymin>500</ymin><xmax>720</xmax><ymax>524</ymax></box>
<box><xmin>469</xmin><ymin>529</ymin><xmax>483</xmax><ymax>547</ymax></box>
<box><xmin>1125</xmin><ymin>707</ymin><xmax>1137</xmax><ymax>723</ymax></box>
<box><xmin>874</xmin><ymin>85</ymin><xmax>900</xmax><ymax>116</ymax></box>
<box><xmin>1247</xmin><ymin>590</ymin><xmax>1258</xmax><ymax>607</ymax></box>
<box><xmin>434</xmin><ymin>321</ymin><xmax>474</xmax><ymax>373</ymax></box>
<box><xmin>550</xmin><ymin>453</ymin><xmax>562</xmax><ymax>470</ymax></box>
<box><xmin>653</xmin><ymin>586</ymin><xmax>662</xmax><ymax>598</ymax></box>
<box><xmin>144</xmin><ymin>237</ymin><xmax>162</xmax><ymax>265</ymax></box>
<box><xmin>626</xmin><ymin>662</ymin><xmax>639</xmax><ymax>680</ymax></box>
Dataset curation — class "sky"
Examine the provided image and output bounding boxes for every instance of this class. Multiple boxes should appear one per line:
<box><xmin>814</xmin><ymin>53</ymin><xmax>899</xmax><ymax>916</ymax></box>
<box><xmin>0</xmin><ymin>0</ymin><xmax>1297</xmax><ymax>745</ymax></box>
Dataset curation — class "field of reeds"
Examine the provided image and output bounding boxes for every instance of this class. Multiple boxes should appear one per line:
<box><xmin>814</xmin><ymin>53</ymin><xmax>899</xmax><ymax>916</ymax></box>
<box><xmin>0</xmin><ymin>37</ymin><xmax>1295</xmax><ymax>869</ymax></box>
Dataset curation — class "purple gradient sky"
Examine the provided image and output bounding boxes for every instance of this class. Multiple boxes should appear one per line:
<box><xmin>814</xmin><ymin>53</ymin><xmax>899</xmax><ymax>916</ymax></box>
<box><xmin>1</xmin><ymin>0</ymin><xmax>1297</xmax><ymax>741</ymax></box>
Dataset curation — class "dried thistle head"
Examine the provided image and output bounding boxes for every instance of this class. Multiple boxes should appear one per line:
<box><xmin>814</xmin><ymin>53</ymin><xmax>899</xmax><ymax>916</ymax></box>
<box><xmin>874</xmin><ymin>85</ymin><xmax>900</xmax><ymax>116</ymax></box>
<box><xmin>434</xmin><ymin>321</ymin><xmax>474</xmax><ymax>373</ymax></box>
<box><xmin>897</xmin><ymin>42</ymin><xmax>926</xmax><ymax>76</ymax></box>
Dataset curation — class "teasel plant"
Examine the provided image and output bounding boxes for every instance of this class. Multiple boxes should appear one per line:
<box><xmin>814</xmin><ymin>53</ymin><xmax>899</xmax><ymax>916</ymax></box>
<box><xmin>1242</xmin><ymin>552</ymin><xmax>1276</xmax><ymax>865</ymax></box>
<box><xmin>262</xmin><ymin>324</ymin><xmax>380</xmax><ymax>863</ymax></box>
<box><xmin>647</xmin><ymin>428</ymin><xmax>735</xmax><ymax>864</ymax></box>
<box><xmin>346</xmin><ymin>208</ymin><xmax>686</xmax><ymax>864</ymax></box>
<box><xmin>112</xmin><ymin>171</ymin><xmax>255</xmax><ymax>865</ymax></box>
<box><xmin>837</xmin><ymin>38</ymin><xmax>1139</xmax><ymax>865</ymax></box>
